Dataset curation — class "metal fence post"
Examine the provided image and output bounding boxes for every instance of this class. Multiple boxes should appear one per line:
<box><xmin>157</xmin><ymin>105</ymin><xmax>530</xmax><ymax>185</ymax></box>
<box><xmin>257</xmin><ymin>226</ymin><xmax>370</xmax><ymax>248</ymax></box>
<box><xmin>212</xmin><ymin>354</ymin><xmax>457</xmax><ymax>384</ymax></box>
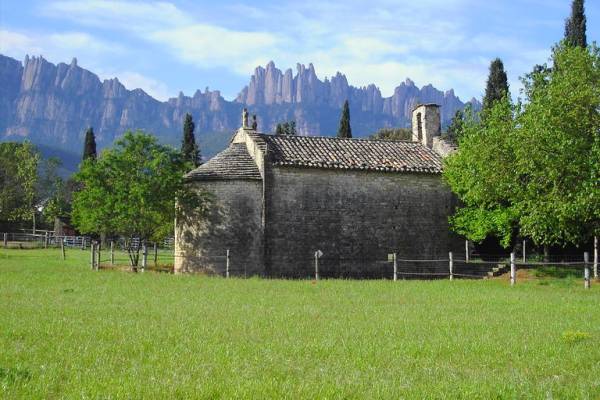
<box><xmin>110</xmin><ymin>241</ymin><xmax>114</xmax><ymax>265</ymax></box>
<box><xmin>393</xmin><ymin>252</ymin><xmax>398</xmax><ymax>281</ymax></box>
<box><xmin>226</xmin><ymin>249</ymin><xmax>230</xmax><ymax>278</ymax></box>
<box><xmin>594</xmin><ymin>236</ymin><xmax>598</xmax><ymax>280</ymax></box>
<box><xmin>584</xmin><ymin>252</ymin><xmax>590</xmax><ymax>289</ymax></box>
<box><xmin>44</xmin><ymin>232</ymin><xmax>48</xmax><ymax>249</ymax></box>
<box><xmin>522</xmin><ymin>239</ymin><xmax>526</xmax><ymax>263</ymax></box>
<box><xmin>510</xmin><ymin>253</ymin><xmax>516</xmax><ymax>286</ymax></box>
<box><xmin>449</xmin><ymin>251</ymin><xmax>453</xmax><ymax>280</ymax></box>
<box><xmin>314</xmin><ymin>250</ymin><xmax>322</xmax><ymax>281</ymax></box>
<box><xmin>141</xmin><ymin>242</ymin><xmax>147</xmax><ymax>272</ymax></box>
<box><xmin>3</xmin><ymin>233</ymin><xmax>7</xmax><ymax>248</ymax></box>
<box><xmin>96</xmin><ymin>242</ymin><xmax>101</xmax><ymax>270</ymax></box>
<box><xmin>91</xmin><ymin>242</ymin><xmax>96</xmax><ymax>270</ymax></box>
<box><xmin>60</xmin><ymin>239</ymin><xmax>65</xmax><ymax>260</ymax></box>
<box><xmin>465</xmin><ymin>241</ymin><xmax>469</xmax><ymax>263</ymax></box>
<box><xmin>154</xmin><ymin>242</ymin><xmax>158</xmax><ymax>266</ymax></box>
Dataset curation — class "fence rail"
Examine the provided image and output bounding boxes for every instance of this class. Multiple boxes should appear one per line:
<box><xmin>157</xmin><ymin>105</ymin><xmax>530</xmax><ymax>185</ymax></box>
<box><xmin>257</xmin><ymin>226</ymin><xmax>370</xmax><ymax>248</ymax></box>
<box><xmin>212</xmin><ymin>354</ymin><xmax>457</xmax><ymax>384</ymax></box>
<box><xmin>3</xmin><ymin>234</ymin><xmax>598</xmax><ymax>287</ymax></box>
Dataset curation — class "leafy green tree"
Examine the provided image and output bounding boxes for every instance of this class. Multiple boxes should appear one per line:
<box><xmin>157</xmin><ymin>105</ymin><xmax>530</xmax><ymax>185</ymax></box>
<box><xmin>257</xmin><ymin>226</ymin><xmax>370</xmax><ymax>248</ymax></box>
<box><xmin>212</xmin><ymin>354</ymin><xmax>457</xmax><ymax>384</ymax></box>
<box><xmin>181</xmin><ymin>113</ymin><xmax>200</xmax><ymax>167</ymax></box>
<box><xmin>483</xmin><ymin>59</ymin><xmax>509</xmax><ymax>112</ymax></box>
<box><xmin>83</xmin><ymin>127</ymin><xmax>97</xmax><ymax>161</ymax></box>
<box><xmin>369</xmin><ymin>127</ymin><xmax>412</xmax><ymax>141</ymax></box>
<box><xmin>337</xmin><ymin>100</ymin><xmax>352</xmax><ymax>138</ymax></box>
<box><xmin>565</xmin><ymin>0</ymin><xmax>587</xmax><ymax>48</ymax></box>
<box><xmin>0</xmin><ymin>142</ymin><xmax>40</xmax><ymax>227</ymax></box>
<box><xmin>39</xmin><ymin>157</ymin><xmax>71</xmax><ymax>222</ymax></box>
<box><xmin>515</xmin><ymin>43</ymin><xmax>599</xmax><ymax>246</ymax></box>
<box><xmin>443</xmin><ymin>97</ymin><xmax>519</xmax><ymax>247</ymax></box>
<box><xmin>72</xmin><ymin>131</ymin><xmax>209</xmax><ymax>267</ymax></box>
<box><xmin>445</xmin><ymin>43</ymin><xmax>600</xmax><ymax>250</ymax></box>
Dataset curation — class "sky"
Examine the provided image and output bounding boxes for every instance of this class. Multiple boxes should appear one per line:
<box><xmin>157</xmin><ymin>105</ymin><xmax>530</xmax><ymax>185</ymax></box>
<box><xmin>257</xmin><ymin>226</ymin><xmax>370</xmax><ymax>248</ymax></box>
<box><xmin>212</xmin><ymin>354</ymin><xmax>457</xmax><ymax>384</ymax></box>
<box><xmin>1</xmin><ymin>0</ymin><xmax>599</xmax><ymax>103</ymax></box>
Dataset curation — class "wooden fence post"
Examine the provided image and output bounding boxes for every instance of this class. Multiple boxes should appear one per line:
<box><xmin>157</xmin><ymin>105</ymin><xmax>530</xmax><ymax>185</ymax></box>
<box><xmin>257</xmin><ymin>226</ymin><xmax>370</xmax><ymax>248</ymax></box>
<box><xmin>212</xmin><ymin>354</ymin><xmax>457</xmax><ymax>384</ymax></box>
<box><xmin>141</xmin><ymin>242</ymin><xmax>147</xmax><ymax>272</ymax></box>
<box><xmin>393</xmin><ymin>252</ymin><xmax>398</xmax><ymax>282</ymax></box>
<box><xmin>91</xmin><ymin>242</ymin><xmax>96</xmax><ymax>270</ymax></box>
<box><xmin>154</xmin><ymin>243</ymin><xmax>158</xmax><ymax>266</ymax></box>
<box><xmin>110</xmin><ymin>241</ymin><xmax>114</xmax><ymax>265</ymax></box>
<box><xmin>522</xmin><ymin>239</ymin><xmax>526</xmax><ymax>263</ymax></box>
<box><xmin>60</xmin><ymin>239</ymin><xmax>65</xmax><ymax>260</ymax></box>
<box><xmin>81</xmin><ymin>237</ymin><xmax>85</xmax><ymax>250</ymax></box>
<box><xmin>510</xmin><ymin>253</ymin><xmax>516</xmax><ymax>286</ymax></box>
<box><xmin>449</xmin><ymin>252</ymin><xmax>454</xmax><ymax>280</ymax></box>
<box><xmin>3</xmin><ymin>233</ymin><xmax>7</xmax><ymax>248</ymax></box>
<box><xmin>465</xmin><ymin>241</ymin><xmax>469</xmax><ymax>263</ymax></box>
<box><xmin>96</xmin><ymin>243</ymin><xmax>101</xmax><ymax>270</ymax></box>
<box><xmin>594</xmin><ymin>236</ymin><xmax>598</xmax><ymax>280</ymax></box>
<box><xmin>314</xmin><ymin>250</ymin><xmax>322</xmax><ymax>281</ymax></box>
<box><xmin>584</xmin><ymin>252</ymin><xmax>590</xmax><ymax>289</ymax></box>
<box><xmin>44</xmin><ymin>232</ymin><xmax>48</xmax><ymax>249</ymax></box>
<box><xmin>226</xmin><ymin>249</ymin><xmax>230</xmax><ymax>278</ymax></box>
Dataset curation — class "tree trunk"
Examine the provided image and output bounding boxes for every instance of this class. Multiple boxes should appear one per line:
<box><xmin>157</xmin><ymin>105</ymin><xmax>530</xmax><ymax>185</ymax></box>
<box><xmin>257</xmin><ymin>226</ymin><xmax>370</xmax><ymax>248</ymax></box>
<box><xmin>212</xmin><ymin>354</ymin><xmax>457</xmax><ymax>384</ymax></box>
<box><xmin>126</xmin><ymin>239</ymin><xmax>140</xmax><ymax>272</ymax></box>
<box><xmin>543</xmin><ymin>245</ymin><xmax>550</xmax><ymax>263</ymax></box>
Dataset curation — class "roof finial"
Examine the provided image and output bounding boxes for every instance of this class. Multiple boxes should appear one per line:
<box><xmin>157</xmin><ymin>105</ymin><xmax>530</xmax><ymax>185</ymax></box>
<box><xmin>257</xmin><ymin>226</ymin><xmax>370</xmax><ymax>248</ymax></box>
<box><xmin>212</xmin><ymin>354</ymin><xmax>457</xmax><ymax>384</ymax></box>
<box><xmin>242</xmin><ymin>108</ymin><xmax>249</xmax><ymax>128</ymax></box>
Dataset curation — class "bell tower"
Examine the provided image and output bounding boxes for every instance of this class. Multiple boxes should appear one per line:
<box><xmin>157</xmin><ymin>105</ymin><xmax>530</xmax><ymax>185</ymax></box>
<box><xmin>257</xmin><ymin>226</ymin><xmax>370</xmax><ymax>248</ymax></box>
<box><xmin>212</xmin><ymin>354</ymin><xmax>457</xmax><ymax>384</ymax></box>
<box><xmin>412</xmin><ymin>104</ymin><xmax>441</xmax><ymax>148</ymax></box>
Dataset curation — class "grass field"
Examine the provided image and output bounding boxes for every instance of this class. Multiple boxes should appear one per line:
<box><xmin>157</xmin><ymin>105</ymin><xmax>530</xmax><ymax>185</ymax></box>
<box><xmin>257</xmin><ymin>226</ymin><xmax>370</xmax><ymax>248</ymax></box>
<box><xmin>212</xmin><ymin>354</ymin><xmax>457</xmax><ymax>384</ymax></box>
<box><xmin>1</xmin><ymin>248</ymin><xmax>599</xmax><ymax>399</ymax></box>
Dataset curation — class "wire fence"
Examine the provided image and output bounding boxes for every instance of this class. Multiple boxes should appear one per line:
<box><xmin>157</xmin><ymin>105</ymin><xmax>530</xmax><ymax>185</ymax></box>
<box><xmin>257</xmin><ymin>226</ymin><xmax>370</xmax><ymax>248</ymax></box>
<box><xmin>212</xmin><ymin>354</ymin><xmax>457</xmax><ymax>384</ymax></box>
<box><xmin>2</xmin><ymin>232</ymin><xmax>598</xmax><ymax>287</ymax></box>
<box><xmin>1</xmin><ymin>232</ymin><xmax>91</xmax><ymax>249</ymax></box>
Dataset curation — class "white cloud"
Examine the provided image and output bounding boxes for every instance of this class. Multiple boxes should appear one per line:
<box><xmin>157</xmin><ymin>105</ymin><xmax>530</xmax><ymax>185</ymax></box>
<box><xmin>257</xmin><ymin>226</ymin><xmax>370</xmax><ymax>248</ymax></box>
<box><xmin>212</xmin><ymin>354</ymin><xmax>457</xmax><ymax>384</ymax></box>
<box><xmin>43</xmin><ymin>1</ymin><xmax>190</xmax><ymax>31</ymax></box>
<box><xmin>0</xmin><ymin>29</ymin><xmax>42</xmax><ymax>55</ymax></box>
<box><xmin>105</xmin><ymin>71</ymin><xmax>171</xmax><ymax>101</ymax></box>
<box><xmin>148</xmin><ymin>25</ymin><xmax>279</xmax><ymax>74</ymax></box>
<box><xmin>0</xmin><ymin>28</ymin><xmax>123</xmax><ymax>61</ymax></box>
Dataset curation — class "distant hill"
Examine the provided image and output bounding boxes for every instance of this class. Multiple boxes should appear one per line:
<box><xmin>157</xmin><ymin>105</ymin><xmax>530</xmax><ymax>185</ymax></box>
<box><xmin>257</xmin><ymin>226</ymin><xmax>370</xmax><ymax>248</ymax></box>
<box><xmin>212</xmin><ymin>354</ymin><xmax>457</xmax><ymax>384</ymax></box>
<box><xmin>0</xmin><ymin>54</ymin><xmax>479</xmax><ymax>168</ymax></box>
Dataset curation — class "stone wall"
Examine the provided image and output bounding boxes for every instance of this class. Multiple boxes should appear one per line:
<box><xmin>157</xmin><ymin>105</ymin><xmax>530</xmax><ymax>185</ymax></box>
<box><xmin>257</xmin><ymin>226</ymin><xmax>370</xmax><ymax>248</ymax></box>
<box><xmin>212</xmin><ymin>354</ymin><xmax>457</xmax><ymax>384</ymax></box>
<box><xmin>264</xmin><ymin>166</ymin><xmax>461</xmax><ymax>278</ymax></box>
<box><xmin>174</xmin><ymin>179</ymin><xmax>264</xmax><ymax>275</ymax></box>
<box><xmin>432</xmin><ymin>137</ymin><xmax>458</xmax><ymax>158</ymax></box>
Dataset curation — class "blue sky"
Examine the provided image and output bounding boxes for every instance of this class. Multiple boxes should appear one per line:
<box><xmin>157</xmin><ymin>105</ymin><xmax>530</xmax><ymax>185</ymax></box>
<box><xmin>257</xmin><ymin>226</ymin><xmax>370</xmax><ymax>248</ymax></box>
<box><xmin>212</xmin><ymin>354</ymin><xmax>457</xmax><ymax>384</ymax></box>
<box><xmin>1</xmin><ymin>0</ymin><xmax>598</xmax><ymax>102</ymax></box>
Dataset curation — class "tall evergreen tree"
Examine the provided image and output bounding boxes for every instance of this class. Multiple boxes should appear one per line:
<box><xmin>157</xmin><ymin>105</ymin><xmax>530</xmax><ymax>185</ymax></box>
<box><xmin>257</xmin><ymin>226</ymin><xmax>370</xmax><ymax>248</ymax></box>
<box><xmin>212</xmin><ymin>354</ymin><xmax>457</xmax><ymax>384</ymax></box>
<box><xmin>181</xmin><ymin>113</ymin><xmax>200</xmax><ymax>167</ymax></box>
<box><xmin>82</xmin><ymin>127</ymin><xmax>97</xmax><ymax>161</ymax></box>
<box><xmin>275</xmin><ymin>121</ymin><xmax>297</xmax><ymax>135</ymax></box>
<box><xmin>337</xmin><ymin>100</ymin><xmax>352</xmax><ymax>138</ymax></box>
<box><xmin>445</xmin><ymin>109</ymin><xmax>466</xmax><ymax>141</ymax></box>
<box><xmin>275</xmin><ymin>123</ymin><xmax>285</xmax><ymax>135</ymax></box>
<box><xmin>565</xmin><ymin>0</ymin><xmax>587</xmax><ymax>48</ymax></box>
<box><xmin>483</xmin><ymin>59</ymin><xmax>509</xmax><ymax>111</ymax></box>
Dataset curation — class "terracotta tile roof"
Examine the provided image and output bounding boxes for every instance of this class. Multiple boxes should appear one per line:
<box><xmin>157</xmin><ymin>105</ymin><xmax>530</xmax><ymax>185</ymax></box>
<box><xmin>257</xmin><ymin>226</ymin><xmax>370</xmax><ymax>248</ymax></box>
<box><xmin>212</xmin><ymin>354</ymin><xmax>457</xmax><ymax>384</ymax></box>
<box><xmin>185</xmin><ymin>143</ymin><xmax>261</xmax><ymax>181</ymax></box>
<box><xmin>260</xmin><ymin>134</ymin><xmax>443</xmax><ymax>174</ymax></box>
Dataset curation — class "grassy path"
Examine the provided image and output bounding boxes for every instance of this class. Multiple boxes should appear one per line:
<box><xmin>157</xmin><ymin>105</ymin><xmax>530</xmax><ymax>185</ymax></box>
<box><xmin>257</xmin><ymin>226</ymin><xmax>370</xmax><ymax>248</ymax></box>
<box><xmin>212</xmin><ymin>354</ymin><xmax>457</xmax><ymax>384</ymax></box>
<box><xmin>1</xmin><ymin>248</ymin><xmax>599</xmax><ymax>398</ymax></box>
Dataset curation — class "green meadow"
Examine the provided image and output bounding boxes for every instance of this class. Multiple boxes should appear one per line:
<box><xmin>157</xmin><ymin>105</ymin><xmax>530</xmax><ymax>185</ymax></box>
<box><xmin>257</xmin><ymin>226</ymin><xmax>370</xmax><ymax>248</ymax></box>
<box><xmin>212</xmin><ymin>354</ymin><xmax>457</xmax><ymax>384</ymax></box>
<box><xmin>1</xmin><ymin>248</ymin><xmax>599</xmax><ymax>399</ymax></box>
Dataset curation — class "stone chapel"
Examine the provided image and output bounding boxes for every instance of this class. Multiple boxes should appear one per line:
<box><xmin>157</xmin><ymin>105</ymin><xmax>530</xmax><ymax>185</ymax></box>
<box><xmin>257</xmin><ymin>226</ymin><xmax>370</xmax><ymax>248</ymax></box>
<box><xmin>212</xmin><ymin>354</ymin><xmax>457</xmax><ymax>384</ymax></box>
<box><xmin>174</xmin><ymin>104</ymin><xmax>461</xmax><ymax>277</ymax></box>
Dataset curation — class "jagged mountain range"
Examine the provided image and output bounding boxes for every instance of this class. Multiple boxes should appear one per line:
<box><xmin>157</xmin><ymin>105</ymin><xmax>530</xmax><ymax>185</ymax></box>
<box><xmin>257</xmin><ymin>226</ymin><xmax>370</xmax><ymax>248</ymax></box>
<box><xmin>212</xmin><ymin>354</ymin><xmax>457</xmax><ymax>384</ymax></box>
<box><xmin>0</xmin><ymin>54</ymin><xmax>479</xmax><ymax>162</ymax></box>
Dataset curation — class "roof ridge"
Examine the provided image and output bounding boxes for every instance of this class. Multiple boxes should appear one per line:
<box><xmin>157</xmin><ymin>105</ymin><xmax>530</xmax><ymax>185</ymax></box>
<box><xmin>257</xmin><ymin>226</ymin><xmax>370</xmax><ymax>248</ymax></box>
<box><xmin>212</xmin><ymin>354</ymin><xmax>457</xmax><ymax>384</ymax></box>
<box><xmin>257</xmin><ymin>133</ymin><xmax>418</xmax><ymax>145</ymax></box>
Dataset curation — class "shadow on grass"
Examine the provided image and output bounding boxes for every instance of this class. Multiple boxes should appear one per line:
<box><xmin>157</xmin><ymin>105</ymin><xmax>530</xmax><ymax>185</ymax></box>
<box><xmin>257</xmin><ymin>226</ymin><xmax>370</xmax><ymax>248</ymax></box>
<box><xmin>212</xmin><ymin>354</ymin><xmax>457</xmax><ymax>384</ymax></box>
<box><xmin>534</xmin><ymin>266</ymin><xmax>582</xmax><ymax>279</ymax></box>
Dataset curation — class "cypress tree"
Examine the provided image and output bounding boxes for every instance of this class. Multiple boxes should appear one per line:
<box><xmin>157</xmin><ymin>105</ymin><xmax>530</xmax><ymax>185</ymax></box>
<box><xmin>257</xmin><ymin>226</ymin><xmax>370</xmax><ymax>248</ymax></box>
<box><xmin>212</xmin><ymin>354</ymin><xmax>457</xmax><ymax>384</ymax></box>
<box><xmin>483</xmin><ymin>58</ymin><xmax>509</xmax><ymax>111</ymax></box>
<box><xmin>565</xmin><ymin>0</ymin><xmax>587</xmax><ymax>48</ymax></box>
<box><xmin>275</xmin><ymin>123</ymin><xmax>284</xmax><ymax>135</ymax></box>
<box><xmin>288</xmin><ymin>121</ymin><xmax>297</xmax><ymax>135</ymax></box>
<box><xmin>181</xmin><ymin>113</ymin><xmax>200</xmax><ymax>167</ymax></box>
<box><xmin>337</xmin><ymin>100</ymin><xmax>352</xmax><ymax>138</ymax></box>
<box><xmin>445</xmin><ymin>109</ymin><xmax>465</xmax><ymax>141</ymax></box>
<box><xmin>82</xmin><ymin>127</ymin><xmax>97</xmax><ymax>161</ymax></box>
